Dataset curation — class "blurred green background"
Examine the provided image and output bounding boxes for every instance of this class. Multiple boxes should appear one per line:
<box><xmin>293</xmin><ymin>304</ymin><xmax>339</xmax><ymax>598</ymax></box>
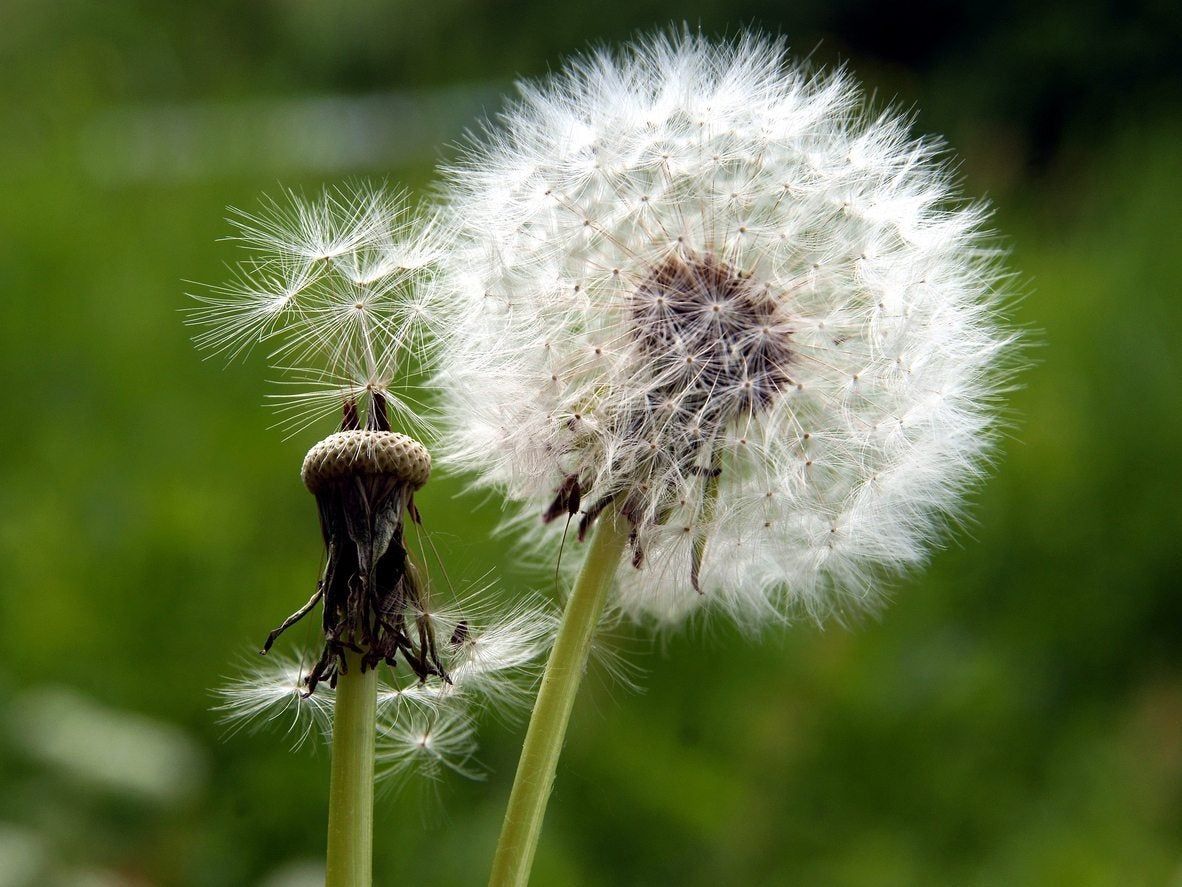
<box><xmin>1</xmin><ymin>1</ymin><xmax>1180</xmax><ymax>884</ymax></box>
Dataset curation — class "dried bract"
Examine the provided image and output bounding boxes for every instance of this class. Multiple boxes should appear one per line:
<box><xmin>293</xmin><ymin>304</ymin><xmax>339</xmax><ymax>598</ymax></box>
<box><xmin>261</xmin><ymin>418</ymin><xmax>438</xmax><ymax>695</ymax></box>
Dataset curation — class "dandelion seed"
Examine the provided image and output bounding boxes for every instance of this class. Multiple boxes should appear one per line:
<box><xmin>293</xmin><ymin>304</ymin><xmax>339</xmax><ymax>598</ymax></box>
<box><xmin>376</xmin><ymin>707</ymin><xmax>483</xmax><ymax>784</ymax></box>
<box><xmin>432</xmin><ymin>593</ymin><xmax>560</xmax><ymax>711</ymax></box>
<box><xmin>189</xmin><ymin>183</ymin><xmax>447</xmax><ymax>434</ymax></box>
<box><xmin>435</xmin><ymin>29</ymin><xmax>1017</xmax><ymax>628</ymax></box>
<box><xmin>214</xmin><ymin>654</ymin><xmax>333</xmax><ymax>748</ymax></box>
<box><xmin>373</xmin><ymin>591</ymin><xmax>559</xmax><ymax>717</ymax></box>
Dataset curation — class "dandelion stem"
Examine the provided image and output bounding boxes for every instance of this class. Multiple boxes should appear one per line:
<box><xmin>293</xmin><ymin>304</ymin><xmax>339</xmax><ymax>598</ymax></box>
<box><xmin>326</xmin><ymin>650</ymin><xmax>377</xmax><ymax>887</ymax></box>
<box><xmin>489</xmin><ymin>509</ymin><xmax>629</xmax><ymax>887</ymax></box>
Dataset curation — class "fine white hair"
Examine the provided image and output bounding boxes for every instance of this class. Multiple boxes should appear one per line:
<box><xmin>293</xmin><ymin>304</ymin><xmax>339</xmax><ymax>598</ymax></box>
<box><xmin>215</xmin><ymin>590</ymin><xmax>557</xmax><ymax>782</ymax></box>
<box><xmin>433</xmin><ymin>29</ymin><xmax>1017</xmax><ymax>628</ymax></box>
<box><xmin>189</xmin><ymin>184</ymin><xmax>447</xmax><ymax>435</ymax></box>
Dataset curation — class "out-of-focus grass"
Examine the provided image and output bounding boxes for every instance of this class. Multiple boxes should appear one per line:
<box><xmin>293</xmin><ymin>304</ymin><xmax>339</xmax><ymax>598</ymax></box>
<box><xmin>0</xmin><ymin>3</ymin><xmax>1179</xmax><ymax>885</ymax></box>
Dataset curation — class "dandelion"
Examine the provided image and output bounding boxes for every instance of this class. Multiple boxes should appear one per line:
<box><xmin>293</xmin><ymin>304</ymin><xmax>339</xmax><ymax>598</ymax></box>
<box><xmin>431</xmin><ymin>29</ymin><xmax>1017</xmax><ymax>885</ymax></box>
<box><xmin>190</xmin><ymin>185</ymin><xmax>552</xmax><ymax>887</ymax></box>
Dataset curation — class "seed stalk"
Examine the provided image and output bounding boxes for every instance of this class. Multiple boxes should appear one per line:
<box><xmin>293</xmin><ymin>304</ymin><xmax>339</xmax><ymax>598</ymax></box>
<box><xmin>488</xmin><ymin>510</ymin><xmax>629</xmax><ymax>887</ymax></box>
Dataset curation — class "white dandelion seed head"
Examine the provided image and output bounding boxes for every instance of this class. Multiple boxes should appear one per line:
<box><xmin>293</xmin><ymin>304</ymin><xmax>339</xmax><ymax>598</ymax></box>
<box><xmin>434</xmin><ymin>30</ymin><xmax>1017</xmax><ymax>628</ymax></box>
<box><xmin>214</xmin><ymin>654</ymin><xmax>333</xmax><ymax>748</ymax></box>
<box><xmin>376</xmin><ymin>707</ymin><xmax>483</xmax><ymax>784</ymax></box>
<box><xmin>189</xmin><ymin>183</ymin><xmax>448</xmax><ymax>434</ymax></box>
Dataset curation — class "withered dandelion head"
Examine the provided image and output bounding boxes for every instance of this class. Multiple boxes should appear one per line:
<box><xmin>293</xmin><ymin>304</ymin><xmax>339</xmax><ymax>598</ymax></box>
<box><xmin>195</xmin><ymin>185</ymin><xmax>555</xmax><ymax>783</ymax></box>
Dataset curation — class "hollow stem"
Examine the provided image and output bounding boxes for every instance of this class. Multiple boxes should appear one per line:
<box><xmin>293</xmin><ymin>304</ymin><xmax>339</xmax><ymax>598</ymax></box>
<box><xmin>488</xmin><ymin>510</ymin><xmax>629</xmax><ymax>887</ymax></box>
<box><xmin>326</xmin><ymin>650</ymin><xmax>378</xmax><ymax>887</ymax></box>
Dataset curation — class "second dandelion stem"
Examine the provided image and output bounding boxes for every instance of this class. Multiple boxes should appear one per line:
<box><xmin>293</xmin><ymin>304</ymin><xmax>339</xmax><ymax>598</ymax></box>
<box><xmin>326</xmin><ymin>651</ymin><xmax>378</xmax><ymax>887</ymax></box>
<box><xmin>489</xmin><ymin>510</ymin><xmax>629</xmax><ymax>887</ymax></box>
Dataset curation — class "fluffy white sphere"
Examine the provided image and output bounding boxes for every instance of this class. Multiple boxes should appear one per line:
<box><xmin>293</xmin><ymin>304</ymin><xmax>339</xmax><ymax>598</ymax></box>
<box><xmin>435</xmin><ymin>31</ymin><xmax>1015</xmax><ymax>627</ymax></box>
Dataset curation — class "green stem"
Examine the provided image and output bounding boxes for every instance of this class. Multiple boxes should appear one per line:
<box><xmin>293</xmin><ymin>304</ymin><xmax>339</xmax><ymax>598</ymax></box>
<box><xmin>326</xmin><ymin>651</ymin><xmax>377</xmax><ymax>887</ymax></box>
<box><xmin>489</xmin><ymin>510</ymin><xmax>629</xmax><ymax>887</ymax></box>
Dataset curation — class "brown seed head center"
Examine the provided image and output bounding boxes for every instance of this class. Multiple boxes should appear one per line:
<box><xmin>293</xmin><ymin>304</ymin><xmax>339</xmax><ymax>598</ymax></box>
<box><xmin>630</xmin><ymin>251</ymin><xmax>793</xmax><ymax>424</ymax></box>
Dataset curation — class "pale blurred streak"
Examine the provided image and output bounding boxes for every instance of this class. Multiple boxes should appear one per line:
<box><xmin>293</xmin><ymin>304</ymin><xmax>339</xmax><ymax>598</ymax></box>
<box><xmin>80</xmin><ymin>84</ymin><xmax>502</xmax><ymax>185</ymax></box>
<box><xmin>259</xmin><ymin>860</ymin><xmax>324</xmax><ymax>887</ymax></box>
<box><xmin>7</xmin><ymin>687</ymin><xmax>206</xmax><ymax>806</ymax></box>
<box><xmin>55</xmin><ymin>869</ymin><xmax>141</xmax><ymax>887</ymax></box>
<box><xmin>0</xmin><ymin>823</ymin><xmax>47</xmax><ymax>887</ymax></box>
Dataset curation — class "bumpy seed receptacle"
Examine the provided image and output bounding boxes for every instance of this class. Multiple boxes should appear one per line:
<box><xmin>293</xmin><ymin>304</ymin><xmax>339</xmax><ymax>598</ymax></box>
<box><xmin>262</xmin><ymin>428</ymin><xmax>438</xmax><ymax>694</ymax></box>
<box><xmin>301</xmin><ymin>430</ymin><xmax>432</xmax><ymax>495</ymax></box>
